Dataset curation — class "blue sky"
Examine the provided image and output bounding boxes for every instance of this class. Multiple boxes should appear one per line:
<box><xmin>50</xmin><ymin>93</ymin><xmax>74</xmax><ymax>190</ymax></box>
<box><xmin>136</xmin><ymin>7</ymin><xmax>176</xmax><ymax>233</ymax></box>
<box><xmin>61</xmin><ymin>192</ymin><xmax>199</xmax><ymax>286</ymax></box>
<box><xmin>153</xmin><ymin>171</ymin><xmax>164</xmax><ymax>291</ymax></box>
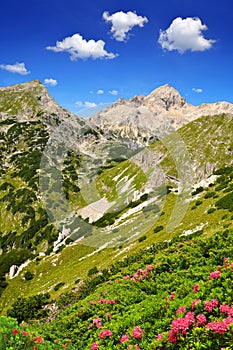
<box><xmin>0</xmin><ymin>0</ymin><xmax>233</xmax><ymax>116</ymax></box>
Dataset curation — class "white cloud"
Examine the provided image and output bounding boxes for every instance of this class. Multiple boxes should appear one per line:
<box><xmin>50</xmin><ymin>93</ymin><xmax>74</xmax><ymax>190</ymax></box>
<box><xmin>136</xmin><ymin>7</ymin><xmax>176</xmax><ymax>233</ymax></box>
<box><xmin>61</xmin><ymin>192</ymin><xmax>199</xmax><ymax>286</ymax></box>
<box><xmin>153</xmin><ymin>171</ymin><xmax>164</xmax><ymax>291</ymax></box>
<box><xmin>108</xmin><ymin>89</ymin><xmax>118</xmax><ymax>96</ymax></box>
<box><xmin>44</xmin><ymin>78</ymin><xmax>58</xmax><ymax>86</ymax></box>
<box><xmin>75</xmin><ymin>101</ymin><xmax>97</xmax><ymax>108</ymax></box>
<box><xmin>97</xmin><ymin>89</ymin><xmax>104</xmax><ymax>94</ymax></box>
<box><xmin>158</xmin><ymin>17</ymin><xmax>215</xmax><ymax>53</ymax></box>
<box><xmin>192</xmin><ymin>88</ymin><xmax>203</xmax><ymax>93</ymax></box>
<box><xmin>46</xmin><ymin>33</ymin><xmax>117</xmax><ymax>60</ymax></box>
<box><xmin>103</xmin><ymin>11</ymin><xmax>148</xmax><ymax>41</ymax></box>
<box><xmin>0</xmin><ymin>62</ymin><xmax>30</xmax><ymax>75</ymax></box>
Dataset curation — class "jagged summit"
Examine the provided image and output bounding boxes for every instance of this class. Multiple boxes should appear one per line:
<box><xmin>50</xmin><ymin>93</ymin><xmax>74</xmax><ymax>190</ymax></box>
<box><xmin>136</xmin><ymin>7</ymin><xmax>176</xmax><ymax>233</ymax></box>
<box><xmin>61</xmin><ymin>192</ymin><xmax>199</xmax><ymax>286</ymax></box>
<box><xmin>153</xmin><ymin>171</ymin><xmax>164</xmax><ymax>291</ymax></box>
<box><xmin>145</xmin><ymin>84</ymin><xmax>187</xmax><ymax>110</ymax></box>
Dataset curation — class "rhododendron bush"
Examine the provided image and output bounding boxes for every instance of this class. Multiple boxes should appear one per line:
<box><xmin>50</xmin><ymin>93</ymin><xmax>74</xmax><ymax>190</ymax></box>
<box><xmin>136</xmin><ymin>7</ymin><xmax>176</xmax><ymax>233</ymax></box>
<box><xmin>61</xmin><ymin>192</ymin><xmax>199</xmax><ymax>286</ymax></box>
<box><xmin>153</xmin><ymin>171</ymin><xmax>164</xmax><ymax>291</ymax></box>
<box><xmin>1</xmin><ymin>229</ymin><xmax>233</xmax><ymax>349</ymax></box>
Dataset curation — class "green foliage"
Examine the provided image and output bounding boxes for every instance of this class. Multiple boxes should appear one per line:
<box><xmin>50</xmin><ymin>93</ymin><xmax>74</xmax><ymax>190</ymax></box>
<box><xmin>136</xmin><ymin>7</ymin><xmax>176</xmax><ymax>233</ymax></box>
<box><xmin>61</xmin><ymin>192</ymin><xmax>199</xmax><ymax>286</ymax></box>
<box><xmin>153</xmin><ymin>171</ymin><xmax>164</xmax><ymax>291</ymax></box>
<box><xmin>0</xmin><ymin>316</ymin><xmax>72</xmax><ymax>349</ymax></box>
<box><xmin>204</xmin><ymin>191</ymin><xmax>216</xmax><ymax>199</ymax></box>
<box><xmin>54</xmin><ymin>282</ymin><xmax>65</xmax><ymax>292</ymax></box>
<box><xmin>31</xmin><ymin>229</ymin><xmax>233</xmax><ymax>349</ymax></box>
<box><xmin>214</xmin><ymin>165</ymin><xmax>233</xmax><ymax>175</ymax></box>
<box><xmin>153</xmin><ymin>225</ymin><xmax>164</xmax><ymax>233</ymax></box>
<box><xmin>88</xmin><ymin>266</ymin><xmax>99</xmax><ymax>276</ymax></box>
<box><xmin>192</xmin><ymin>187</ymin><xmax>204</xmax><ymax>195</ymax></box>
<box><xmin>24</xmin><ymin>271</ymin><xmax>34</xmax><ymax>281</ymax></box>
<box><xmin>207</xmin><ymin>208</ymin><xmax>216</xmax><ymax>214</ymax></box>
<box><xmin>138</xmin><ymin>235</ymin><xmax>147</xmax><ymax>242</ymax></box>
<box><xmin>0</xmin><ymin>249</ymin><xmax>33</xmax><ymax>276</ymax></box>
<box><xmin>215</xmin><ymin>192</ymin><xmax>233</xmax><ymax>212</ymax></box>
<box><xmin>7</xmin><ymin>293</ymin><xmax>51</xmax><ymax>323</ymax></box>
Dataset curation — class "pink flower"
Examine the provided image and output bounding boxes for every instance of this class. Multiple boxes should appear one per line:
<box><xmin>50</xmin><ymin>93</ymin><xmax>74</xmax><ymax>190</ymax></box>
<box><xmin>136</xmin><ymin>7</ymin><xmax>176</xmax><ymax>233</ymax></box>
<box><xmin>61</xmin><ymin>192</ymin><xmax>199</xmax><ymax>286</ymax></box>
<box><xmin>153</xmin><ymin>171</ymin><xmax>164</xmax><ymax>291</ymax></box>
<box><xmin>93</xmin><ymin>317</ymin><xmax>102</xmax><ymax>329</ymax></box>
<box><xmin>99</xmin><ymin>329</ymin><xmax>112</xmax><ymax>339</ymax></box>
<box><xmin>227</xmin><ymin>306</ymin><xmax>233</xmax><ymax>316</ymax></box>
<box><xmin>136</xmin><ymin>345</ymin><xmax>140</xmax><ymax>350</ymax></box>
<box><xmin>22</xmin><ymin>331</ymin><xmax>29</xmax><ymax>336</ymax></box>
<box><xmin>122</xmin><ymin>275</ymin><xmax>131</xmax><ymax>280</ymax></box>
<box><xmin>220</xmin><ymin>304</ymin><xmax>229</xmax><ymax>314</ymax></box>
<box><xmin>120</xmin><ymin>334</ymin><xmax>129</xmax><ymax>344</ymax></box>
<box><xmin>35</xmin><ymin>335</ymin><xmax>43</xmax><ymax>344</ymax></box>
<box><xmin>210</xmin><ymin>271</ymin><xmax>221</xmax><ymax>279</ymax></box>
<box><xmin>12</xmin><ymin>329</ymin><xmax>18</xmax><ymax>335</ymax></box>
<box><xmin>196</xmin><ymin>314</ymin><xmax>207</xmax><ymax>326</ymax></box>
<box><xmin>193</xmin><ymin>284</ymin><xmax>199</xmax><ymax>293</ymax></box>
<box><xmin>206</xmin><ymin>319</ymin><xmax>232</xmax><ymax>334</ymax></box>
<box><xmin>185</xmin><ymin>312</ymin><xmax>195</xmax><ymax>327</ymax></box>
<box><xmin>91</xmin><ymin>343</ymin><xmax>99</xmax><ymax>349</ymax></box>
<box><xmin>170</xmin><ymin>292</ymin><xmax>175</xmax><ymax>301</ymax></box>
<box><xmin>168</xmin><ymin>330</ymin><xmax>177</xmax><ymax>344</ymax></box>
<box><xmin>106</xmin><ymin>313</ymin><xmax>112</xmax><ymax>318</ymax></box>
<box><xmin>132</xmin><ymin>326</ymin><xmax>143</xmax><ymax>339</ymax></box>
<box><xmin>191</xmin><ymin>299</ymin><xmax>201</xmax><ymax>310</ymax></box>
<box><xmin>205</xmin><ymin>299</ymin><xmax>218</xmax><ymax>312</ymax></box>
<box><xmin>176</xmin><ymin>305</ymin><xmax>186</xmax><ymax>314</ymax></box>
<box><xmin>156</xmin><ymin>333</ymin><xmax>163</xmax><ymax>340</ymax></box>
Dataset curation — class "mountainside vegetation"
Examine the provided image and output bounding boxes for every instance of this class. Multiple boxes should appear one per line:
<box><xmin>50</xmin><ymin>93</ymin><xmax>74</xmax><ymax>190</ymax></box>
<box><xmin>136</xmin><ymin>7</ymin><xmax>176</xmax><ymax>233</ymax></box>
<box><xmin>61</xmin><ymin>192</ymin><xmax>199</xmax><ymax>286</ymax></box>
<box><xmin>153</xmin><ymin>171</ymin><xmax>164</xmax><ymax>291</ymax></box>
<box><xmin>0</xmin><ymin>81</ymin><xmax>233</xmax><ymax>349</ymax></box>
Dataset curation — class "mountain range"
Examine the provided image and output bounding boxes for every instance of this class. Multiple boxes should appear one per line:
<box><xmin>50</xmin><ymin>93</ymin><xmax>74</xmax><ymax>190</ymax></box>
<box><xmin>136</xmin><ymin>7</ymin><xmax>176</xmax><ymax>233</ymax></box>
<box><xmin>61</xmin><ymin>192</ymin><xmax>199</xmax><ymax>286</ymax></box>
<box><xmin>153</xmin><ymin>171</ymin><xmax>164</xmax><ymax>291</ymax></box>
<box><xmin>0</xmin><ymin>80</ymin><xmax>233</xmax><ymax>349</ymax></box>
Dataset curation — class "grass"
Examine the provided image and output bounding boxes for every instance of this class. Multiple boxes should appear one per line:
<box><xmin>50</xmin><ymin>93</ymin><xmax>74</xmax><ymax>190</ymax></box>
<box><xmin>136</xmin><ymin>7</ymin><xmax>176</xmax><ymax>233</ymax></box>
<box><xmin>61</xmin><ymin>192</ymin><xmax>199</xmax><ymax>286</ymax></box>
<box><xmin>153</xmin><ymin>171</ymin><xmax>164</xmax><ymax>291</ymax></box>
<box><xmin>1</xmin><ymin>166</ymin><xmax>233</xmax><ymax>313</ymax></box>
<box><xmin>1</xmin><ymin>108</ymin><xmax>233</xmax><ymax>317</ymax></box>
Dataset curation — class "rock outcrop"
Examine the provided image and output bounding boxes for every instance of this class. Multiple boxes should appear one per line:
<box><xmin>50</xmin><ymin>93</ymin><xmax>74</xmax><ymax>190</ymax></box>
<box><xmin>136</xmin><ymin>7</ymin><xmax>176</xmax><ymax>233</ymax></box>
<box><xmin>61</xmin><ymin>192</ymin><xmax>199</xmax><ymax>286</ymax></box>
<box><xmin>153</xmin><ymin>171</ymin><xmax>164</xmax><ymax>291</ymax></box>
<box><xmin>9</xmin><ymin>265</ymin><xmax>18</xmax><ymax>279</ymax></box>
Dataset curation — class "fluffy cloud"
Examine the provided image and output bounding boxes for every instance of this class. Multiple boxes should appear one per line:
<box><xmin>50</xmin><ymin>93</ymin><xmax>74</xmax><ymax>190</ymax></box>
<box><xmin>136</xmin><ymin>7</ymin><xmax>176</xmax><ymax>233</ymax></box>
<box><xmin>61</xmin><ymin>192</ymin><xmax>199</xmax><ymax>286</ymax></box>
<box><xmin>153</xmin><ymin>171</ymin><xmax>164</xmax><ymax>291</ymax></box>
<box><xmin>103</xmin><ymin>11</ymin><xmax>148</xmax><ymax>41</ymax></box>
<box><xmin>192</xmin><ymin>88</ymin><xmax>203</xmax><ymax>93</ymax></box>
<box><xmin>46</xmin><ymin>34</ymin><xmax>117</xmax><ymax>60</ymax></box>
<box><xmin>109</xmin><ymin>89</ymin><xmax>118</xmax><ymax>96</ymax></box>
<box><xmin>0</xmin><ymin>62</ymin><xmax>30</xmax><ymax>75</ymax></box>
<box><xmin>75</xmin><ymin>101</ymin><xmax>97</xmax><ymax>108</ymax></box>
<box><xmin>97</xmin><ymin>89</ymin><xmax>104</xmax><ymax>94</ymax></box>
<box><xmin>158</xmin><ymin>17</ymin><xmax>215</xmax><ymax>53</ymax></box>
<box><xmin>44</xmin><ymin>78</ymin><xmax>58</xmax><ymax>86</ymax></box>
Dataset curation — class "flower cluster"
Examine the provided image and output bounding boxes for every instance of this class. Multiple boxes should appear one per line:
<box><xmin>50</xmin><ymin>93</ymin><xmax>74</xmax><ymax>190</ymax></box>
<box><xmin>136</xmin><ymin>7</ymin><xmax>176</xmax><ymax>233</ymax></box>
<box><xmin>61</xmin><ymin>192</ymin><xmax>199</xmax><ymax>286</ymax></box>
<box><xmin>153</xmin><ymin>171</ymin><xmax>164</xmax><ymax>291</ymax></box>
<box><xmin>132</xmin><ymin>326</ymin><xmax>143</xmax><ymax>339</ymax></box>
<box><xmin>204</xmin><ymin>299</ymin><xmax>218</xmax><ymax>312</ymax></box>
<box><xmin>99</xmin><ymin>329</ymin><xmax>112</xmax><ymax>339</ymax></box>
<box><xmin>206</xmin><ymin>317</ymin><xmax>233</xmax><ymax>334</ymax></box>
<box><xmin>210</xmin><ymin>271</ymin><xmax>221</xmax><ymax>279</ymax></box>
<box><xmin>168</xmin><ymin>312</ymin><xmax>195</xmax><ymax>343</ymax></box>
<box><xmin>122</xmin><ymin>264</ymin><xmax>156</xmax><ymax>282</ymax></box>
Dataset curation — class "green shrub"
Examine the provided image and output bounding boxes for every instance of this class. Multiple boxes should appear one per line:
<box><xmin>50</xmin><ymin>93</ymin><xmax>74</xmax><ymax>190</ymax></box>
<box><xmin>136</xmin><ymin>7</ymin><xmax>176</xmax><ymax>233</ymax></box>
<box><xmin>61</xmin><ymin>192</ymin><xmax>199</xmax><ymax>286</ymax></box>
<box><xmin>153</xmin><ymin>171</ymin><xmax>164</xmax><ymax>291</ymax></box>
<box><xmin>7</xmin><ymin>293</ymin><xmax>50</xmax><ymax>323</ymax></box>
<box><xmin>215</xmin><ymin>192</ymin><xmax>233</xmax><ymax>211</ymax></box>
<box><xmin>153</xmin><ymin>225</ymin><xmax>164</xmax><ymax>233</ymax></box>
<box><xmin>138</xmin><ymin>235</ymin><xmax>147</xmax><ymax>242</ymax></box>
<box><xmin>204</xmin><ymin>191</ymin><xmax>215</xmax><ymax>199</ymax></box>
<box><xmin>87</xmin><ymin>266</ymin><xmax>99</xmax><ymax>276</ymax></box>
<box><xmin>24</xmin><ymin>271</ymin><xmax>34</xmax><ymax>281</ymax></box>
<box><xmin>54</xmin><ymin>282</ymin><xmax>65</xmax><ymax>291</ymax></box>
<box><xmin>192</xmin><ymin>186</ymin><xmax>204</xmax><ymax>195</ymax></box>
<box><xmin>207</xmin><ymin>207</ymin><xmax>216</xmax><ymax>214</ymax></box>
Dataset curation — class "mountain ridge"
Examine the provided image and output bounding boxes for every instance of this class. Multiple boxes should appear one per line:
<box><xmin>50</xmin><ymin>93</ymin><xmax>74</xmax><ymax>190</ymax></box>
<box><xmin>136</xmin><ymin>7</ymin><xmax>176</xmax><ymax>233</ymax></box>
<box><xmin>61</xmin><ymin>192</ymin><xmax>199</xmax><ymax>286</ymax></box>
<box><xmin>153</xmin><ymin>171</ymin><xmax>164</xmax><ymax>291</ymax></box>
<box><xmin>89</xmin><ymin>83</ymin><xmax>233</xmax><ymax>145</ymax></box>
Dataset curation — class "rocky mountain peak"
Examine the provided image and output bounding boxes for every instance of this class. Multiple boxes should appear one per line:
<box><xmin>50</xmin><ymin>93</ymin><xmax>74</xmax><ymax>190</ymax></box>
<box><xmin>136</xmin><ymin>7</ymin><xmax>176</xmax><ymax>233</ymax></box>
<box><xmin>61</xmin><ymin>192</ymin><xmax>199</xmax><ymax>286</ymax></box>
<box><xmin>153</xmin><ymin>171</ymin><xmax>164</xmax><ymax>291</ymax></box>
<box><xmin>145</xmin><ymin>84</ymin><xmax>187</xmax><ymax>110</ymax></box>
<box><xmin>0</xmin><ymin>80</ymin><xmax>77</xmax><ymax>125</ymax></box>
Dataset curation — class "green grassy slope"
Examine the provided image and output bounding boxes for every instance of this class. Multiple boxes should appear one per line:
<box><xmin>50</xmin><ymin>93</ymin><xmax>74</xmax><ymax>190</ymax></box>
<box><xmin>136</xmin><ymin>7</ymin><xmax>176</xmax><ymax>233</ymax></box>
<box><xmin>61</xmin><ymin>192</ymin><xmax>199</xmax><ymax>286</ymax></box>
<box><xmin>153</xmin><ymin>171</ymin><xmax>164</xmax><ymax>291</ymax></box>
<box><xmin>1</xmin><ymin>113</ymin><xmax>233</xmax><ymax>311</ymax></box>
<box><xmin>1</xmin><ymin>227</ymin><xmax>233</xmax><ymax>349</ymax></box>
